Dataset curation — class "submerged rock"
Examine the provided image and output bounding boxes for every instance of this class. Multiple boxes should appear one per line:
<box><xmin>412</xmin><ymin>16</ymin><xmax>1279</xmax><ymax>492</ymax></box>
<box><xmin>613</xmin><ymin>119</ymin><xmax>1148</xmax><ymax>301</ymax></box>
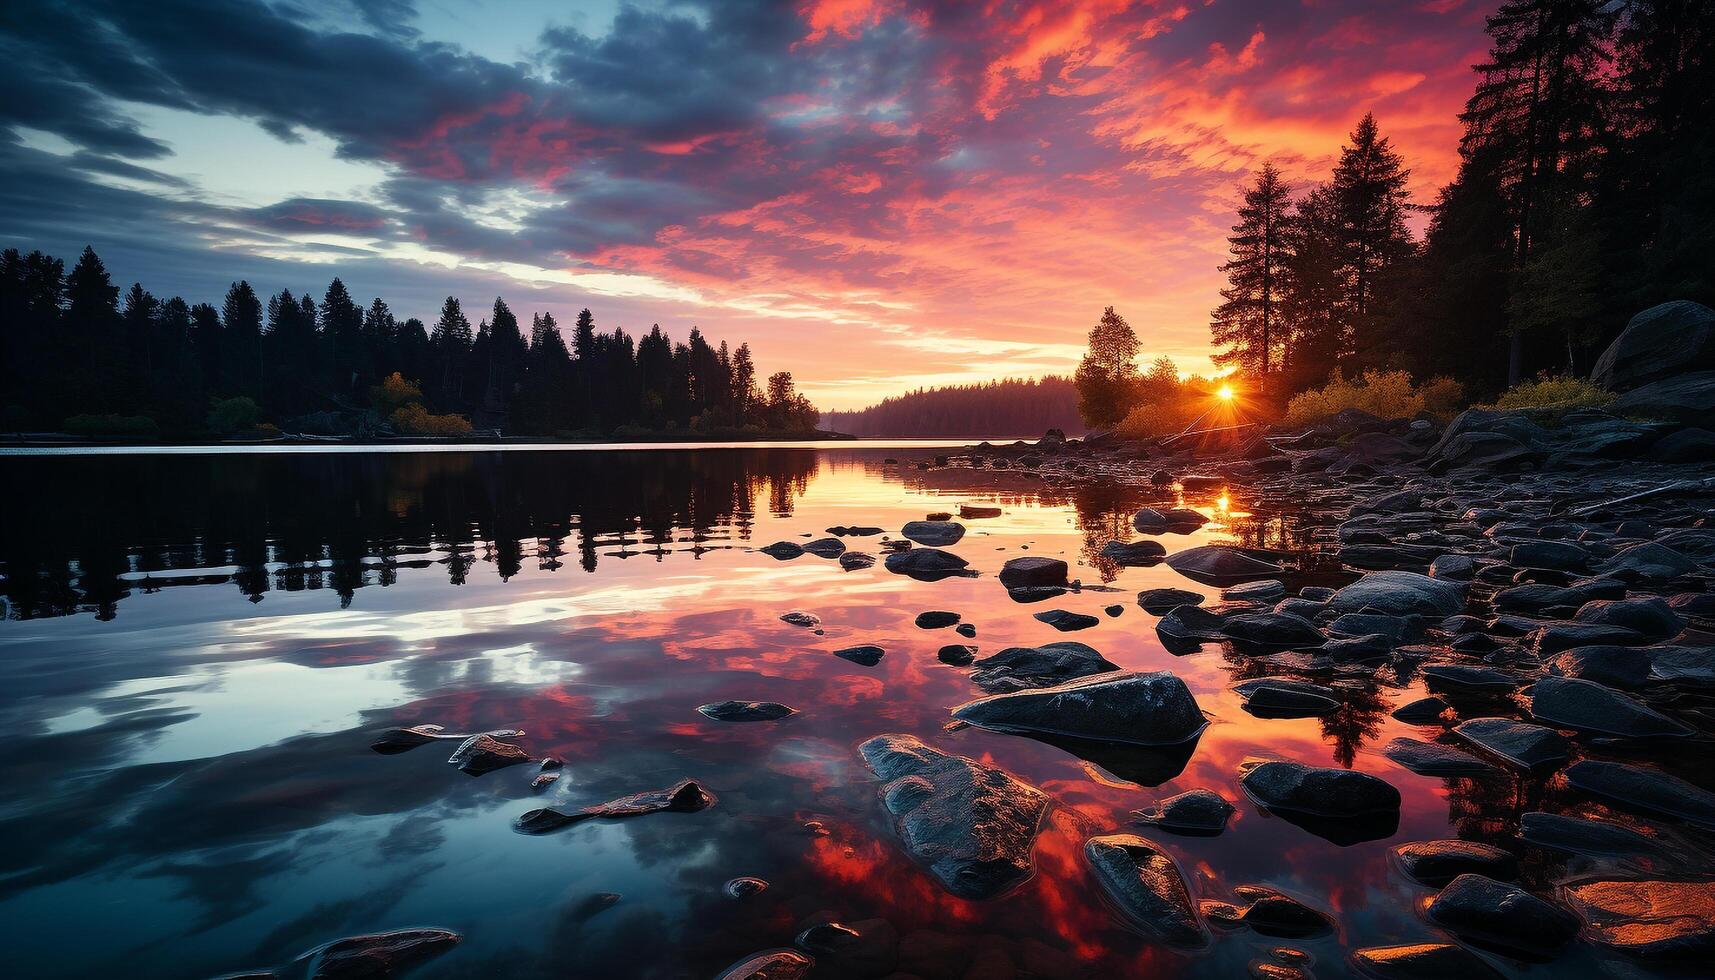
<box><xmin>901</xmin><ymin>520</ymin><xmax>965</xmax><ymax>546</ymax></box>
<box><xmin>780</xmin><ymin>611</ymin><xmax>821</xmax><ymax>629</ymax></box>
<box><xmin>714</xmin><ymin>949</ymin><xmax>814</xmax><ymax>980</ymax></box>
<box><xmin>1519</xmin><ymin>811</ymin><xmax>1664</xmax><ymax>859</ymax></box>
<box><xmin>801</xmin><ymin>537</ymin><xmax>847</xmax><ymax>558</ymax></box>
<box><xmin>1452</xmin><ymin>718</ymin><xmax>1569</xmax><ymax>771</ymax></box>
<box><xmin>370</xmin><ymin>724</ymin><xmax>523</xmax><ymax>754</ymax></box>
<box><xmin>761</xmin><ymin>541</ymin><xmax>805</xmax><ymax>560</ymax></box>
<box><xmin>838</xmin><ymin>551</ymin><xmax>876</xmax><ymax>571</ymax></box>
<box><xmin>1392</xmin><ymin>840</ymin><xmax>1518</xmax><ymax>886</ymax></box>
<box><xmin>1327</xmin><ymin>571</ymin><xmax>1465</xmax><ymax>617</ymax></box>
<box><xmin>1421</xmin><ymin>664</ymin><xmax>1519</xmax><ymax>694</ymax></box>
<box><xmin>1202</xmin><ymin>885</ymin><xmax>1332</xmax><ymax>938</ymax></box>
<box><xmin>1564</xmin><ymin>760</ymin><xmax>1715</xmax><ymax>829</ymax></box>
<box><xmin>516</xmin><ymin>779</ymin><xmax>715</xmax><ymax>834</ymax></box>
<box><xmin>834</xmin><ymin>644</ymin><xmax>886</xmax><ymax>667</ymax></box>
<box><xmin>1138</xmin><ymin>587</ymin><xmax>1204</xmax><ymax>614</ymax></box>
<box><xmin>1566</xmin><ymin>879</ymin><xmax>1715</xmax><ymax>959</ymax></box>
<box><xmin>1132</xmin><ymin>507</ymin><xmax>1169</xmax><ymax>532</ymax></box>
<box><xmin>1391</xmin><ymin>695</ymin><xmax>1451</xmax><ymax>724</ymax></box>
<box><xmin>1382</xmin><ymin>737</ymin><xmax>1500</xmax><ymax>777</ymax></box>
<box><xmin>447</xmin><ymin>734</ymin><xmax>532</xmax><ymax>776</ymax></box>
<box><xmin>1233</xmin><ymin>678</ymin><xmax>1342</xmax><ymax>718</ymax></box>
<box><xmin>1165</xmin><ymin>546</ymin><xmax>1284</xmax><ymax>584</ymax></box>
<box><xmin>858</xmin><ymin>734</ymin><xmax>1050</xmax><ymax>900</ymax></box>
<box><xmin>698</xmin><ymin>700</ymin><xmax>796</xmax><ymax>722</ymax></box>
<box><xmin>884</xmin><ymin>548</ymin><xmax>971</xmax><ymax>580</ymax></box>
<box><xmin>300</xmin><ymin>928</ymin><xmax>463</xmax><ymax>980</ymax></box>
<box><xmin>1133</xmin><ymin>788</ymin><xmax>1234</xmax><ymax>835</ymax></box>
<box><xmin>1425</xmin><ymin>874</ymin><xmax>1580</xmax><ymax>954</ymax></box>
<box><xmin>1349</xmin><ymin>943</ymin><xmax>1504</xmax><ymax>980</ymax></box>
<box><xmin>1084</xmin><ymin>834</ymin><xmax>1207</xmax><ymax>948</ymax></box>
<box><xmin>967</xmin><ymin>641</ymin><xmax>1118</xmax><ymax>692</ymax></box>
<box><xmin>1527</xmin><ymin>675</ymin><xmax>1692</xmax><ymax>738</ymax></box>
<box><xmin>1240</xmin><ymin>761</ymin><xmax>1401</xmax><ymax>819</ymax></box>
<box><xmin>1100</xmin><ymin>540</ymin><xmax>1167</xmax><ymax>565</ymax></box>
<box><xmin>953</xmin><ymin>670</ymin><xmax>1207</xmax><ymax>746</ymax></box>
<box><xmin>1155</xmin><ymin>604</ymin><xmax>1229</xmax><ymax>642</ymax></box>
<box><xmin>1033</xmin><ymin>608</ymin><xmax>1099</xmax><ymax>632</ymax></box>
<box><xmin>999</xmin><ymin>556</ymin><xmax>1069</xmax><ymax>588</ymax></box>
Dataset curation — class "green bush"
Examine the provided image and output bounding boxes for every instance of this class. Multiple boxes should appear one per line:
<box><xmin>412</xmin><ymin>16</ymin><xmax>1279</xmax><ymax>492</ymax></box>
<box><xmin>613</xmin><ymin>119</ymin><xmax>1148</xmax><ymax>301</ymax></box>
<box><xmin>1488</xmin><ymin>375</ymin><xmax>1615</xmax><ymax>411</ymax></box>
<box><xmin>1114</xmin><ymin>402</ymin><xmax>1187</xmax><ymax>439</ymax></box>
<box><xmin>1285</xmin><ymin>370</ymin><xmax>1464</xmax><ymax>427</ymax></box>
<box><xmin>62</xmin><ymin>413</ymin><xmax>159</xmax><ymax>438</ymax></box>
<box><xmin>206</xmin><ymin>396</ymin><xmax>262</xmax><ymax>435</ymax></box>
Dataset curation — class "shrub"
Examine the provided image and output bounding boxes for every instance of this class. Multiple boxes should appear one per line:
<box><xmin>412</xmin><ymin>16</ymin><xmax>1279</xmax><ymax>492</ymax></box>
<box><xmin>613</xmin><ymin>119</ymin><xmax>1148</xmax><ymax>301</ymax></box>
<box><xmin>372</xmin><ymin>372</ymin><xmax>425</xmax><ymax>415</ymax></box>
<box><xmin>206</xmin><ymin>396</ymin><xmax>262</xmax><ymax>435</ymax></box>
<box><xmin>1488</xmin><ymin>375</ymin><xmax>1615</xmax><ymax>411</ymax></box>
<box><xmin>1285</xmin><ymin>369</ymin><xmax>1463</xmax><ymax>427</ymax></box>
<box><xmin>1114</xmin><ymin>402</ymin><xmax>1186</xmax><ymax>439</ymax></box>
<box><xmin>1417</xmin><ymin>377</ymin><xmax>1466</xmax><ymax>419</ymax></box>
<box><xmin>390</xmin><ymin>403</ymin><xmax>472</xmax><ymax>436</ymax></box>
<box><xmin>62</xmin><ymin>413</ymin><xmax>159</xmax><ymax>438</ymax></box>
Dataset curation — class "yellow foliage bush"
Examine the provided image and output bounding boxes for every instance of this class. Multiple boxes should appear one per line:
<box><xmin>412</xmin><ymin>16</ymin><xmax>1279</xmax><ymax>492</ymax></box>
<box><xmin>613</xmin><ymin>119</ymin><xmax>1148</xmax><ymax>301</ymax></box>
<box><xmin>1114</xmin><ymin>402</ymin><xmax>1186</xmax><ymax>439</ymax></box>
<box><xmin>391</xmin><ymin>403</ymin><xmax>473</xmax><ymax>436</ymax></box>
<box><xmin>1488</xmin><ymin>375</ymin><xmax>1615</xmax><ymax>411</ymax></box>
<box><xmin>1285</xmin><ymin>370</ymin><xmax>1465</xmax><ymax>427</ymax></box>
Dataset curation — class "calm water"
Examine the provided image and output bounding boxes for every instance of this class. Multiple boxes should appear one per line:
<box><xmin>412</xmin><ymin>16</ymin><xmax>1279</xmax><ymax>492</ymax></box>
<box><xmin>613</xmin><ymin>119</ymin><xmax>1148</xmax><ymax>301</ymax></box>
<box><xmin>0</xmin><ymin>447</ymin><xmax>1589</xmax><ymax>978</ymax></box>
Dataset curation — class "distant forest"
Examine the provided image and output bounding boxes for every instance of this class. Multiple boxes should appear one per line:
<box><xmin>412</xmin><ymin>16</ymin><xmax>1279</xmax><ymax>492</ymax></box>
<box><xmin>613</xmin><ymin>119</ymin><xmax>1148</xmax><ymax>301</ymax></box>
<box><xmin>819</xmin><ymin>376</ymin><xmax>1083</xmax><ymax>438</ymax></box>
<box><xmin>0</xmin><ymin>246</ymin><xmax>819</xmax><ymax>439</ymax></box>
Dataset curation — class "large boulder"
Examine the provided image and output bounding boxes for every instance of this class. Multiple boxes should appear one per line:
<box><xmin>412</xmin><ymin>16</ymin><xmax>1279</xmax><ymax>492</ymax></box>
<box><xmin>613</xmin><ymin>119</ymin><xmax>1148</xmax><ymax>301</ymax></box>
<box><xmin>1527</xmin><ymin>676</ymin><xmax>1693</xmax><ymax>738</ymax></box>
<box><xmin>1164</xmin><ymin>546</ymin><xmax>1283</xmax><ymax>584</ymax></box>
<box><xmin>858</xmin><ymin>734</ymin><xmax>1050</xmax><ymax>899</ymax></box>
<box><xmin>1240</xmin><ymin>760</ymin><xmax>1400</xmax><ymax>817</ymax></box>
<box><xmin>953</xmin><ymin>670</ymin><xmax>1207</xmax><ymax>746</ymax></box>
<box><xmin>1590</xmin><ymin>300</ymin><xmax>1715</xmax><ymax>391</ymax></box>
<box><xmin>1452</xmin><ymin>718</ymin><xmax>1568</xmax><ymax>771</ymax></box>
<box><xmin>1425</xmin><ymin>874</ymin><xmax>1580</xmax><ymax>954</ymax></box>
<box><xmin>1574</xmin><ymin>597</ymin><xmax>1682</xmax><ymax>641</ymax></box>
<box><xmin>1327</xmin><ymin>570</ymin><xmax>1465</xmax><ymax>617</ymax></box>
<box><xmin>1613</xmin><ymin>371</ymin><xmax>1715</xmax><ymax>423</ymax></box>
<box><xmin>967</xmin><ymin>641</ymin><xmax>1118</xmax><ymax>692</ymax></box>
<box><xmin>1084</xmin><ymin>835</ymin><xmax>1207</xmax><ymax>947</ymax></box>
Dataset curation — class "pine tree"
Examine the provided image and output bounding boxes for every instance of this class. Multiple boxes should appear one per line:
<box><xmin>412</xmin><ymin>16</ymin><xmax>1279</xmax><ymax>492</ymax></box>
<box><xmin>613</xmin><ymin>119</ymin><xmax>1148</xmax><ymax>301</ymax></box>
<box><xmin>1210</xmin><ymin>163</ymin><xmax>1292</xmax><ymax>379</ymax></box>
<box><xmin>1074</xmin><ymin>306</ymin><xmax>1140</xmax><ymax>428</ymax></box>
<box><xmin>1328</xmin><ymin>114</ymin><xmax>1415</xmax><ymax>367</ymax></box>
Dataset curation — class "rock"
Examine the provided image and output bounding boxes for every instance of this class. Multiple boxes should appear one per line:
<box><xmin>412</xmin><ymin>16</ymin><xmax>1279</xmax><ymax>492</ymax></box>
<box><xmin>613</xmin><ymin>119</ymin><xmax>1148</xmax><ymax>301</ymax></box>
<box><xmin>953</xmin><ymin>670</ymin><xmax>1207</xmax><ymax>745</ymax></box>
<box><xmin>858</xmin><ymin>734</ymin><xmax>1050</xmax><ymax>899</ymax></box>
<box><xmin>955</xmin><ymin>622</ymin><xmax>977</xmax><ymax>638</ymax></box>
<box><xmin>1221</xmin><ymin>612</ymin><xmax>1326</xmax><ymax>647</ymax></box>
<box><xmin>1327</xmin><ymin>571</ymin><xmax>1465</xmax><ymax>617</ymax></box>
<box><xmin>1519</xmin><ymin>811</ymin><xmax>1664</xmax><ymax>859</ymax></box>
<box><xmin>884</xmin><ymin>548</ymin><xmax>971</xmax><ymax>580</ymax></box>
<box><xmin>370</xmin><ymin>724</ymin><xmax>523</xmax><ymax>754</ymax></box>
<box><xmin>1590</xmin><ymin>300</ymin><xmax>1715</xmax><ymax>390</ymax></box>
<box><xmin>446</xmin><ymin>734</ymin><xmax>531</xmax><ymax>776</ymax></box>
<box><xmin>1132</xmin><ymin>507</ymin><xmax>1169</xmax><ymax>532</ymax></box>
<box><xmin>1391</xmin><ymin>695</ymin><xmax>1451</xmax><ymax>724</ymax></box>
<box><xmin>1647</xmin><ymin>645</ymin><xmax>1715</xmax><ymax>685</ymax></box>
<box><xmin>1425</xmin><ymin>874</ymin><xmax>1580</xmax><ymax>954</ymax></box>
<box><xmin>1421</xmin><ymin>664</ymin><xmax>1519</xmax><ymax>694</ymax></box>
<box><xmin>1650</xmin><ymin>427</ymin><xmax>1715</xmax><ymax>463</ymax></box>
<box><xmin>838</xmin><ymin>551</ymin><xmax>875</xmax><ymax>570</ymax></box>
<box><xmin>1225</xmin><ymin>579</ymin><xmax>1286</xmax><ymax>602</ymax></box>
<box><xmin>802</xmin><ymin>537</ymin><xmax>847</xmax><ymax>558</ymax></box>
<box><xmin>1564</xmin><ymin>760</ymin><xmax>1715</xmax><ymax>829</ymax></box>
<box><xmin>901</xmin><ymin>520</ymin><xmax>965</xmax><ymax>546</ymax></box>
<box><xmin>1511</xmin><ymin>539</ymin><xmax>1591</xmax><ymax>571</ymax></box>
<box><xmin>915</xmin><ymin>610</ymin><xmax>961</xmax><ymax>629</ymax></box>
<box><xmin>1543</xmin><ymin>645</ymin><xmax>1652</xmax><ymax>688</ymax></box>
<box><xmin>1033</xmin><ymin>608</ymin><xmax>1099</xmax><ymax>632</ymax></box>
<box><xmin>571</xmin><ymin>892</ymin><xmax>621</xmax><ymax>920</ymax></box>
<box><xmin>1392</xmin><ymin>840</ymin><xmax>1518</xmax><ymax>886</ymax></box>
<box><xmin>301</xmin><ymin>928</ymin><xmax>463</xmax><ymax>980</ymax></box>
<box><xmin>1350</xmin><ymin>943</ymin><xmax>1503</xmax><ymax>980</ymax></box>
<box><xmin>1139</xmin><ymin>587</ymin><xmax>1205</xmax><ymax>614</ymax></box>
<box><xmin>1233</xmin><ymin>679</ymin><xmax>1342</xmax><ymax>718</ymax></box>
<box><xmin>1597</xmin><ymin>540</ymin><xmax>1699</xmax><ymax>582</ymax></box>
<box><xmin>1566</xmin><ymin>879</ymin><xmax>1715</xmax><ymax>959</ymax></box>
<box><xmin>1452</xmin><ymin>718</ymin><xmax>1569</xmax><ymax>771</ymax></box>
<box><xmin>999</xmin><ymin>556</ymin><xmax>1070</xmax><ymax>588</ymax></box>
<box><xmin>1428</xmin><ymin>554</ymin><xmax>1476</xmax><ymax>580</ymax></box>
<box><xmin>1496</xmin><ymin>577</ymin><xmax>1627</xmax><ymax>612</ymax></box>
<box><xmin>724</xmin><ymin>876</ymin><xmax>769</xmax><ymax>898</ymax></box>
<box><xmin>698</xmin><ymin>700</ymin><xmax>796</xmax><ymax>722</ymax></box>
<box><xmin>516</xmin><ymin>779</ymin><xmax>715</xmax><ymax>833</ymax></box>
<box><xmin>1383</xmin><ymin>737</ymin><xmax>1501</xmax><ymax>777</ymax></box>
<box><xmin>959</xmin><ymin>504</ymin><xmax>1003</xmax><ymax>519</ymax></box>
<box><xmin>1531</xmin><ymin>621</ymin><xmax>1648</xmax><ymax>655</ymax></box>
<box><xmin>1161</xmin><ymin>508</ymin><xmax>1209</xmax><ymax>530</ymax></box>
<box><xmin>1203</xmin><ymin>885</ymin><xmax>1332</xmax><ymax>938</ymax></box>
<box><xmin>938</xmin><ymin>643</ymin><xmax>976</xmax><ymax>666</ymax></box>
<box><xmin>1527</xmin><ymin>675</ymin><xmax>1692</xmax><ymax>737</ymax></box>
<box><xmin>1240</xmin><ymin>760</ymin><xmax>1401</xmax><ymax>818</ymax></box>
<box><xmin>780</xmin><ymin>611</ymin><xmax>821</xmax><ymax>629</ymax></box>
<box><xmin>967</xmin><ymin>641</ymin><xmax>1118</xmax><ymax>691</ymax></box>
<box><xmin>827</xmin><ymin>525</ymin><xmax>885</xmax><ymax>536</ymax></box>
<box><xmin>1165</xmin><ymin>546</ymin><xmax>1283</xmax><ymax>584</ymax></box>
<box><xmin>714</xmin><ymin>949</ymin><xmax>814</xmax><ymax>980</ymax></box>
<box><xmin>1084</xmin><ymin>834</ymin><xmax>1207</xmax><ymax>948</ymax></box>
<box><xmin>1133</xmin><ymin>789</ymin><xmax>1234</xmax><ymax>835</ymax></box>
<box><xmin>834</xmin><ymin>644</ymin><xmax>885</xmax><ymax>667</ymax></box>
<box><xmin>761</xmin><ymin>541</ymin><xmax>804</xmax><ymax>560</ymax></box>
<box><xmin>1573</xmin><ymin>597</ymin><xmax>1682</xmax><ymax>640</ymax></box>
<box><xmin>1099</xmin><ymin>540</ymin><xmax>1166</xmax><ymax>565</ymax></box>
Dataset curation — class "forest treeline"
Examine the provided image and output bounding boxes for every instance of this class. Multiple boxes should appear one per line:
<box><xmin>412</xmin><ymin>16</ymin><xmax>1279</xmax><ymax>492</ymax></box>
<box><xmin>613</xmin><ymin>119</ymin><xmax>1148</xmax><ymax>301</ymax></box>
<box><xmin>1075</xmin><ymin>0</ymin><xmax>1712</xmax><ymax>430</ymax></box>
<box><xmin>819</xmin><ymin>377</ymin><xmax>1084</xmax><ymax>437</ymax></box>
<box><xmin>0</xmin><ymin>246</ymin><xmax>819</xmax><ymax>439</ymax></box>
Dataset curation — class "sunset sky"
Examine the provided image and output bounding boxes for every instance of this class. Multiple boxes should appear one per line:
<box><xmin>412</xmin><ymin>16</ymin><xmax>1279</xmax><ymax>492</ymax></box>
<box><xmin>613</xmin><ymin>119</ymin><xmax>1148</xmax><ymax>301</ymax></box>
<box><xmin>1</xmin><ymin>0</ymin><xmax>1490</xmax><ymax>409</ymax></box>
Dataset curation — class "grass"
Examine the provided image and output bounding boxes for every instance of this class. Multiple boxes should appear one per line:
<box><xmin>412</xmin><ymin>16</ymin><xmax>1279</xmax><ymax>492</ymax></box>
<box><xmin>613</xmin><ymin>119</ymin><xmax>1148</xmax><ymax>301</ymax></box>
<box><xmin>1486</xmin><ymin>375</ymin><xmax>1615</xmax><ymax>412</ymax></box>
<box><xmin>1284</xmin><ymin>370</ymin><xmax>1465</xmax><ymax>427</ymax></box>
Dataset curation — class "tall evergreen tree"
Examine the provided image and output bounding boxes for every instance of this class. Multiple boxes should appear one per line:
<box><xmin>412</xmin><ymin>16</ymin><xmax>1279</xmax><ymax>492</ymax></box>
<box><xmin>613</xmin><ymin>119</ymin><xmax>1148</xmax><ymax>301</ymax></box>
<box><xmin>1328</xmin><ymin>114</ymin><xmax>1415</xmax><ymax>367</ymax></box>
<box><xmin>221</xmin><ymin>281</ymin><xmax>263</xmax><ymax>399</ymax></box>
<box><xmin>1210</xmin><ymin>163</ymin><xmax>1292</xmax><ymax>379</ymax></box>
<box><xmin>1074</xmin><ymin>306</ymin><xmax>1140</xmax><ymax>428</ymax></box>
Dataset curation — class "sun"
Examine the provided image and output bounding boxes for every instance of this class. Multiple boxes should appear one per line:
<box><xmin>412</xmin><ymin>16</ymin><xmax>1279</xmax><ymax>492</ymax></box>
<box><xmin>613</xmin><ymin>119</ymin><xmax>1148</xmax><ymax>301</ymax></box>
<box><xmin>1216</xmin><ymin>384</ymin><xmax>1234</xmax><ymax>401</ymax></box>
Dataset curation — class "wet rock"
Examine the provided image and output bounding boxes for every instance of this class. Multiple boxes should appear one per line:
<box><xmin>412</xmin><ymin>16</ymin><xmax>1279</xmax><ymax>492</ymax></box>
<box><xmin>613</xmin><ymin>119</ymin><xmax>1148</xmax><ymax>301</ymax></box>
<box><xmin>837</xmin><ymin>551</ymin><xmax>875</xmax><ymax>571</ymax></box>
<box><xmin>1327</xmin><ymin>571</ymin><xmax>1465</xmax><ymax>617</ymax></box>
<box><xmin>1495</xmin><ymin>577</ymin><xmax>1627</xmax><ymax>612</ymax></box>
<box><xmin>370</xmin><ymin>724</ymin><xmax>523</xmax><ymax>754</ymax></box>
<box><xmin>827</xmin><ymin>525</ymin><xmax>885</xmax><ymax>536</ymax></box>
<box><xmin>1383</xmin><ymin>737</ymin><xmax>1500</xmax><ymax>777</ymax></box>
<box><xmin>1240</xmin><ymin>760</ymin><xmax>1401</xmax><ymax>818</ymax></box>
<box><xmin>761</xmin><ymin>541</ymin><xmax>805</xmax><ymax>560</ymax></box>
<box><xmin>1591</xmin><ymin>300</ymin><xmax>1715</xmax><ymax>390</ymax></box>
<box><xmin>955</xmin><ymin>622</ymin><xmax>977</xmax><ymax>638</ymax></box>
<box><xmin>1225</xmin><ymin>579</ymin><xmax>1286</xmax><ymax>602</ymax></box>
<box><xmin>1652</xmin><ymin>427</ymin><xmax>1715</xmax><ymax>462</ymax></box>
<box><xmin>793</xmin><ymin>917</ymin><xmax>897</xmax><ymax>975</ymax></box>
<box><xmin>1646</xmin><ymin>645</ymin><xmax>1715</xmax><ymax>685</ymax></box>
<box><xmin>1349</xmin><ymin>943</ymin><xmax>1503</xmax><ymax>980</ymax></box>
<box><xmin>1543</xmin><ymin>645</ymin><xmax>1652</xmax><ymax>688</ymax></box>
<box><xmin>1391</xmin><ymin>695</ymin><xmax>1450</xmax><ymax>724</ymax></box>
<box><xmin>724</xmin><ymin>876</ymin><xmax>769</xmax><ymax>898</ymax></box>
<box><xmin>1165</xmin><ymin>546</ymin><xmax>1283</xmax><ymax>584</ymax></box>
<box><xmin>1328</xmin><ymin>612</ymin><xmax>1422</xmax><ymax>645</ymax></box>
<box><xmin>1132</xmin><ymin>507</ymin><xmax>1169</xmax><ymax>532</ymax></box>
<box><xmin>1597</xmin><ymin>541</ymin><xmax>1698</xmax><ymax>582</ymax></box>
<box><xmin>1452</xmin><ymin>718</ymin><xmax>1569</xmax><ymax>771</ymax></box>
<box><xmin>1155</xmin><ymin>605</ymin><xmax>1230</xmax><ymax>644</ymax></box>
<box><xmin>1203</xmin><ymin>885</ymin><xmax>1332</xmax><ymax>938</ymax></box>
<box><xmin>1084</xmin><ymin>834</ymin><xmax>1207</xmax><ymax>948</ymax></box>
<box><xmin>1531</xmin><ymin>621</ymin><xmax>1647</xmax><ymax>655</ymax></box>
<box><xmin>1324</xmin><ymin>633</ymin><xmax>1393</xmax><ymax>662</ymax></box>
<box><xmin>516</xmin><ymin>779</ymin><xmax>715</xmax><ymax>833</ymax></box>
<box><xmin>967</xmin><ymin>641</ymin><xmax>1118</xmax><ymax>691</ymax></box>
<box><xmin>915</xmin><ymin>610</ymin><xmax>961</xmax><ymax>629</ymax></box>
<box><xmin>834</xmin><ymin>644</ymin><xmax>885</xmax><ymax>667</ymax></box>
<box><xmin>531</xmin><ymin>772</ymin><xmax>559</xmax><ymax>790</ymax></box>
<box><xmin>1392</xmin><ymin>840</ymin><xmax>1518</xmax><ymax>886</ymax></box>
<box><xmin>1566</xmin><ymin>879</ymin><xmax>1715</xmax><ymax>959</ymax></box>
<box><xmin>959</xmin><ymin>504</ymin><xmax>1003</xmax><ymax>519</ymax></box>
<box><xmin>300</xmin><ymin>928</ymin><xmax>463</xmax><ymax>980</ymax></box>
<box><xmin>858</xmin><ymin>734</ymin><xmax>1050</xmax><ymax>900</ymax></box>
<box><xmin>999</xmin><ymin>556</ymin><xmax>1069</xmax><ymax>588</ymax></box>
<box><xmin>937</xmin><ymin>644</ymin><xmax>976</xmax><ymax>666</ymax></box>
<box><xmin>780</xmin><ymin>611</ymin><xmax>821</xmax><ymax>629</ymax></box>
<box><xmin>884</xmin><ymin>548</ymin><xmax>971</xmax><ymax>580</ymax></box>
<box><xmin>1425</xmin><ymin>873</ymin><xmax>1579</xmax><ymax>954</ymax></box>
<box><xmin>1573</xmin><ymin>597</ymin><xmax>1682</xmax><ymax>641</ymax></box>
<box><xmin>1034</xmin><ymin>608</ymin><xmax>1099</xmax><ymax>632</ymax></box>
<box><xmin>954</xmin><ymin>670</ymin><xmax>1207</xmax><ymax>746</ymax></box>
<box><xmin>1105</xmin><ymin>603</ymin><xmax>1125</xmax><ymax>617</ymax></box>
<box><xmin>714</xmin><ymin>949</ymin><xmax>813</xmax><ymax>980</ymax></box>
<box><xmin>1273</xmin><ymin>597</ymin><xmax>1327</xmax><ymax>619</ymax></box>
<box><xmin>1133</xmin><ymin>789</ymin><xmax>1234</xmax><ymax>835</ymax></box>
<box><xmin>447</xmin><ymin>734</ymin><xmax>532</xmax><ymax>776</ymax></box>
<box><xmin>1162</xmin><ymin>508</ymin><xmax>1209</xmax><ymax>530</ymax></box>
<box><xmin>901</xmin><ymin>520</ymin><xmax>965</xmax><ymax>546</ymax></box>
<box><xmin>1221</xmin><ymin>612</ymin><xmax>1325</xmax><ymax>647</ymax></box>
<box><xmin>1519</xmin><ymin>811</ymin><xmax>1664</xmax><ymax>859</ymax></box>
<box><xmin>698</xmin><ymin>700</ymin><xmax>796</xmax><ymax>722</ymax></box>
<box><xmin>1527</xmin><ymin>675</ymin><xmax>1692</xmax><ymax>737</ymax></box>
<box><xmin>1138</xmin><ymin>587</ymin><xmax>1205</xmax><ymax>614</ymax></box>
<box><xmin>1099</xmin><ymin>540</ymin><xmax>1166</xmax><ymax>565</ymax></box>
<box><xmin>1510</xmin><ymin>539</ymin><xmax>1592</xmax><ymax>572</ymax></box>
<box><xmin>1564</xmin><ymin>760</ymin><xmax>1715</xmax><ymax>830</ymax></box>
<box><xmin>1233</xmin><ymin>679</ymin><xmax>1342</xmax><ymax>718</ymax></box>
<box><xmin>1421</xmin><ymin>664</ymin><xmax>1519</xmax><ymax>694</ymax></box>
<box><xmin>802</xmin><ymin>537</ymin><xmax>847</xmax><ymax>558</ymax></box>
<box><xmin>1428</xmin><ymin>554</ymin><xmax>1476</xmax><ymax>581</ymax></box>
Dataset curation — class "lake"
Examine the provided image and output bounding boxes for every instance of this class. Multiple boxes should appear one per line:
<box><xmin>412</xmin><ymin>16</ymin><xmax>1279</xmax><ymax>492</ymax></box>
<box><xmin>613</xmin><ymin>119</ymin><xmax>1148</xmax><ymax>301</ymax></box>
<box><xmin>0</xmin><ymin>446</ymin><xmax>1609</xmax><ymax>978</ymax></box>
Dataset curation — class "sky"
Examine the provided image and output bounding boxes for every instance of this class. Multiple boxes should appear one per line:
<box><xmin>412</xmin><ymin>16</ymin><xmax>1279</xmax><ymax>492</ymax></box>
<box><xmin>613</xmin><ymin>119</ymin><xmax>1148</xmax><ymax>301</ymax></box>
<box><xmin>0</xmin><ymin>0</ymin><xmax>1491</xmax><ymax>409</ymax></box>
